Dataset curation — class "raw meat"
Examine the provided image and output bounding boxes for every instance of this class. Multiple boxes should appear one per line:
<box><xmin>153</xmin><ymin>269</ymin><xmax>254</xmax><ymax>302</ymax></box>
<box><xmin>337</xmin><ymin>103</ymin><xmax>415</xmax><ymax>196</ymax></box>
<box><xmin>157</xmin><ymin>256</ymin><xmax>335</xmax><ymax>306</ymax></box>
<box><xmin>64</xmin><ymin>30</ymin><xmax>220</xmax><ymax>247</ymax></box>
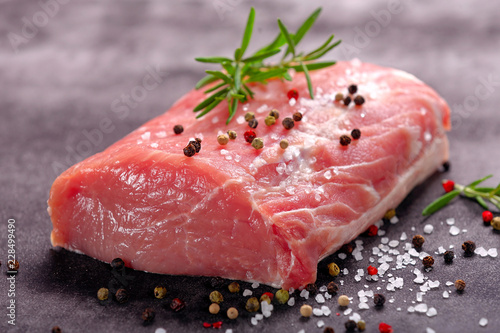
<box><xmin>48</xmin><ymin>59</ymin><xmax>450</xmax><ymax>289</ymax></box>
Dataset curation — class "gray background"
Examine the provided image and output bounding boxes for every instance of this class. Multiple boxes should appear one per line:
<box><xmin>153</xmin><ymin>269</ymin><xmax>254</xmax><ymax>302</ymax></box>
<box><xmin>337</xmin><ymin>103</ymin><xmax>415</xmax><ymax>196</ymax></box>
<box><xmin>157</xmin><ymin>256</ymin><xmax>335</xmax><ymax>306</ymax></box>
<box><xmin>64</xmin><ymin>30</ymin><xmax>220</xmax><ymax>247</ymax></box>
<box><xmin>1</xmin><ymin>0</ymin><xmax>500</xmax><ymax>332</ymax></box>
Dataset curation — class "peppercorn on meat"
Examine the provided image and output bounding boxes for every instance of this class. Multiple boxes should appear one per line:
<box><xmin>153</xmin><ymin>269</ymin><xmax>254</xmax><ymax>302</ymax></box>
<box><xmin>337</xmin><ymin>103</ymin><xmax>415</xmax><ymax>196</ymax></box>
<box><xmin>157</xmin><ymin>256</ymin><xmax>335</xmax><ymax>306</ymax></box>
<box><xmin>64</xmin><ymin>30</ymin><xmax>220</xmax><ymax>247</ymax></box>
<box><xmin>48</xmin><ymin>60</ymin><xmax>450</xmax><ymax>289</ymax></box>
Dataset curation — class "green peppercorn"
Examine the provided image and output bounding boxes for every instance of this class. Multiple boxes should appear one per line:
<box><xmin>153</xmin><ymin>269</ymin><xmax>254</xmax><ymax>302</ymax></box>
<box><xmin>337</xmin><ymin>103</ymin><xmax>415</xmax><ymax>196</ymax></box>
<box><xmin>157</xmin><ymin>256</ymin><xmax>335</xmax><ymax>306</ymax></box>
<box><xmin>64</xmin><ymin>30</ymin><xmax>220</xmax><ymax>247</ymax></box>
<box><xmin>343</xmin><ymin>96</ymin><xmax>352</xmax><ymax>106</ymax></box>
<box><xmin>462</xmin><ymin>240</ymin><xmax>476</xmax><ymax>256</ymax></box>
<box><xmin>282</xmin><ymin>117</ymin><xmax>295</xmax><ymax>130</ymax></box>
<box><xmin>251</xmin><ymin>137</ymin><xmax>264</xmax><ymax>150</ymax></box>
<box><xmin>492</xmin><ymin>217</ymin><xmax>500</xmax><ymax>230</ymax></box>
<box><xmin>357</xmin><ymin>320</ymin><xmax>366</xmax><ymax>331</ymax></box>
<box><xmin>275</xmin><ymin>289</ymin><xmax>289</xmax><ymax>304</ymax></box>
<box><xmin>154</xmin><ymin>286</ymin><xmax>167</xmax><ymax>299</ymax></box>
<box><xmin>245</xmin><ymin>112</ymin><xmax>255</xmax><ymax>121</ymax></box>
<box><xmin>455</xmin><ymin>279</ymin><xmax>466</xmax><ymax>291</ymax></box>
<box><xmin>327</xmin><ymin>281</ymin><xmax>339</xmax><ymax>294</ymax></box>
<box><xmin>265</xmin><ymin>115</ymin><xmax>276</xmax><ymax>126</ymax></box>
<box><xmin>348</xmin><ymin>84</ymin><xmax>358</xmax><ymax>94</ymax></box>
<box><xmin>384</xmin><ymin>208</ymin><xmax>396</xmax><ymax>220</ymax></box>
<box><xmin>293</xmin><ymin>112</ymin><xmax>303</xmax><ymax>121</ymax></box>
<box><xmin>97</xmin><ymin>287</ymin><xmax>109</xmax><ymax>301</ymax></box>
<box><xmin>280</xmin><ymin>139</ymin><xmax>289</xmax><ymax>149</ymax></box>
<box><xmin>173</xmin><ymin>124</ymin><xmax>184</xmax><ymax>135</ymax></box>
<box><xmin>269</xmin><ymin>109</ymin><xmax>280</xmax><ymax>119</ymax></box>
<box><xmin>354</xmin><ymin>95</ymin><xmax>365</xmax><ymax>105</ymax></box>
<box><xmin>328</xmin><ymin>262</ymin><xmax>340</xmax><ymax>277</ymax></box>
<box><xmin>52</xmin><ymin>326</ymin><xmax>62</xmax><ymax>333</ymax></box>
<box><xmin>351</xmin><ymin>128</ymin><xmax>361</xmax><ymax>140</ymax></box>
<box><xmin>227</xmin><ymin>130</ymin><xmax>237</xmax><ymax>140</ymax></box>
<box><xmin>412</xmin><ymin>234</ymin><xmax>425</xmax><ymax>248</ymax></box>
<box><xmin>111</xmin><ymin>258</ymin><xmax>125</xmax><ymax>271</ymax></box>
<box><xmin>115</xmin><ymin>288</ymin><xmax>128</xmax><ymax>304</ymax></box>
<box><xmin>217</xmin><ymin>134</ymin><xmax>229</xmax><ymax>145</ymax></box>
<box><xmin>228</xmin><ymin>281</ymin><xmax>240</xmax><ymax>293</ymax></box>
<box><xmin>374</xmin><ymin>293</ymin><xmax>386</xmax><ymax>306</ymax></box>
<box><xmin>142</xmin><ymin>307</ymin><xmax>155</xmax><ymax>323</ymax></box>
<box><xmin>345</xmin><ymin>320</ymin><xmax>357</xmax><ymax>331</ymax></box>
<box><xmin>209</xmin><ymin>303</ymin><xmax>220</xmax><ymax>314</ymax></box>
<box><xmin>339</xmin><ymin>135</ymin><xmax>351</xmax><ymax>146</ymax></box>
<box><xmin>335</xmin><ymin>92</ymin><xmax>344</xmax><ymax>101</ymax></box>
<box><xmin>183</xmin><ymin>144</ymin><xmax>196</xmax><ymax>157</ymax></box>
<box><xmin>209</xmin><ymin>290</ymin><xmax>224</xmax><ymax>304</ymax></box>
<box><xmin>248</xmin><ymin>118</ymin><xmax>258</xmax><ymax>129</ymax></box>
<box><xmin>444</xmin><ymin>251</ymin><xmax>455</xmax><ymax>264</ymax></box>
<box><xmin>422</xmin><ymin>255</ymin><xmax>434</xmax><ymax>268</ymax></box>
<box><xmin>245</xmin><ymin>297</ymin><xmax>260</xmax><ymax>312</ymax></box>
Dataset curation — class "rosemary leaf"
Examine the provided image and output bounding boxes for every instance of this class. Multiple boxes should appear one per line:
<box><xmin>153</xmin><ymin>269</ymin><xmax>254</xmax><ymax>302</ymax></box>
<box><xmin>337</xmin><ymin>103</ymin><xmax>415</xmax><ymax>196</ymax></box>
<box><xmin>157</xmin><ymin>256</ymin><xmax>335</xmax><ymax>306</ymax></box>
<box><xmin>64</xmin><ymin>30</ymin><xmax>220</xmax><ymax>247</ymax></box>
<box><xmin>292</xmin><ymin>61</ymin><xmax>336</xmax><ymax>72</ymax></box>
<box><xmin>466</xmin><ymin>174</ymin><xmax>493</xmax><ymax>188</ymax></box>
<box><xmin>422</xmin><ymin>189</ymin><xmax>460</xmax><ymax>216</ymax></box>
<box><xmin>195</xmin><ymin>75</ymin><xmax>218</xmax><ymax>89</ymax></box>
<box><xmin>475</xmin><ymin>196</ymin><xmax>490</xmax><ymax>210</ymax></box>
<box><xmin>293</xmin><ymin>8</ymin><xmax>321</xmax><ymax>45</ymax></box>
<box><xmin>301</xmin><ymin>62</ymin><xmax>314</xmax><ymax>99</ymax></box>
<box><xmin>239</xmin><ymin>7</ymin><xmax>255</xmax><ymax>59</ymax></box>
<box><xmin>277</xmin><ymin>19</ymin><xmax>296</xmax><ymax>57</ymax></box>
<box><xmin>241</xmin><ymin>49</ymin><xmax>281</xmax><ymax>63</ymax></box>
<box><xmin>195</xmin><ymin>57</ymin><xmax>233</xmax><ymax>64</ymax></box>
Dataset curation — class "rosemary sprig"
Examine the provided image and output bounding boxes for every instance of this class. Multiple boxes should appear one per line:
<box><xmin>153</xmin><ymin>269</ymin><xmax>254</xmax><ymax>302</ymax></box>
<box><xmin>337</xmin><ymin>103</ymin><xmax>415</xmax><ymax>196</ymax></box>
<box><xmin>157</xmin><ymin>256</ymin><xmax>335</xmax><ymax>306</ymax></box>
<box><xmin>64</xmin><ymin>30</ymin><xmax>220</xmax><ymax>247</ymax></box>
<box><xmin>194</xmin><ymin>7</ymin><xmax>341</xmax><ymax>124</ymax></box>
<box><xmin>422</xmin><ymin>175</ymin><xmax>500</xmax><ymax>216</ymax></box>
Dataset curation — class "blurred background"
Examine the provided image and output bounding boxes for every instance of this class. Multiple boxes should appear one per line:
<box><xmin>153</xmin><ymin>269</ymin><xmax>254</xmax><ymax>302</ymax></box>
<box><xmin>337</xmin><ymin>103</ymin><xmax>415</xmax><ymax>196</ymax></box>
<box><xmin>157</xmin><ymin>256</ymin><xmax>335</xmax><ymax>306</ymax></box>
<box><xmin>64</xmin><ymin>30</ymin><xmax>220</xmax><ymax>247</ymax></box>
<box><xmin>1</xmin><ymin>0</ymin><xmax>499</xmax><ymax>332</ymax></box>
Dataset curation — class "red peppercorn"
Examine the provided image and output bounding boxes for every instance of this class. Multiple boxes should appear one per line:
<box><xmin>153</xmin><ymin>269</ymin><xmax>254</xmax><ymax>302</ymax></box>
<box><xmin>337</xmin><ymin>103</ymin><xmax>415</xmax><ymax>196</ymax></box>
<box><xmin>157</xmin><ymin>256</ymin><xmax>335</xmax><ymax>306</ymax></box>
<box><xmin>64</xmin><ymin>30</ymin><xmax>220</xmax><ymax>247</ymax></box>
<box><xmin>212</xmin><ymin>321</ymin><xmax>223</xmax><ymax>329</ymax></box>
<box><xmin>244</xmin><ymin>130</ymin><xmax>257</xmax><ymax>143</ymax></box>
<box><xmin>287</xmin><ymin>89</ymin><xmax>299</xmax><ymax>100</ymax></box>
<box><xmin>442</xmin><ymin>179</ymin><xmax>455</xmax><ymax>193</ymax></box>
<box><xmin>367</xmin><ymin>225</ymin><xmax>378</xmax><ymax>237</ymax></box>
<box><xmin>482</xmin><ymin>211</ymin><xmax>493</xmax><ymax>224</ymax></box>
<box><xmin>379</xmin><ymin>322</ymin><xmax>393</xmax><ymax>333</ymax></box>
<box><xmin>367</xmin><ymin>265</ymin><xmax>378</xmax><ymax>275</ymax></box>
<box><xmin>203</xmin><ymin>322</ymin><xmax>212</xmax><ymax>328</ymax></box>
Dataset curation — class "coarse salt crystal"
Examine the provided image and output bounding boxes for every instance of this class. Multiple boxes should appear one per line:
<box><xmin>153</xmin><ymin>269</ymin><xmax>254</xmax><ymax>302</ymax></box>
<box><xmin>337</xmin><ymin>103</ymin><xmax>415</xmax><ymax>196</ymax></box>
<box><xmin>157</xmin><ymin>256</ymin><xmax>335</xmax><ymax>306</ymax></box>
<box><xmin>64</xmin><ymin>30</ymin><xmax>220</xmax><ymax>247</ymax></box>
<box><xmin>324</xmin><ymin>170</ymin><xmax>332</xmax><ymax>180</ymax></box>
<box><xmin>243</xmin><ymin>289</ymin><xmax>253</xmax><ymax>296</ymax></box>
<box><xmin>155</xmin><ymin>329</ymin><xmax>167</xmax><ymax>333</ymax></box>
<box><xmin>236</xmin><ymin>116</ymin><xmax>245</xmax><ymax>124</ymax></box>
<box><xmin>300</xmin><ymin>289</ymin><xmax>309</xmax><ymax>299</ymax></box>
<box><xmin>338</xmin><ymin>253</ymin><xmax>347</xmax><ymax>260</ymax></box>
<box><xmin>400</xmin><ymin>232</ymin><xmax>408</xmax><ymax>241</ymax></box>
<box><xmin>389</xmin><ymin>240</ymin><xmax>399</xmax><ymax>248</ymax></box>
<box><xmin>488</xmin><ymin>248</ymin><xmax>498</xmax><ymax>258</ymax></box>
<box><xmin>344</xmin><ymin>308</ymin><xmax>353</xmax><ymax>315</ymax></box>
<box><xmin>407</xmin><ymin>306</ymin><xmax>415</xmax><ymax>313</ymax></box>
<box><xmin>426</xmin><ymin>307</ymin><xmax>437</xmax><ymax>317</ymax></box>
<box><xmin>423</xmin><ymin>224</ymin><xmax>434</xmax><ymax>234</ymax></box>
<box><xmin>251</xmin><ymin>317</ymin><xmax>258</xmax><ymax>325</ymax></box>
<box><xmin>446</xmin><ymin>218</ymin><xmax>455</xmax><ymax>225</ymax></box>
<box><xmin>321</xmin><ymin>306</ymin><xmax>331</xmax><ymax>316</ymax></box>
<box><xmin>252</xmin><ymin>282</ymin><xmax>260</xmax><ymax>289</ymax></box>
<box><xmin>390</xmin><ymin>216</ymin><xmax>399</xmax><ymax>224</ymax></box>
<box><xmin>438</xmin><ymin>246</ymin><xmax>446</xmax><ymax>254</ymax></box>
<box><xmin>343</xmin><ymin>268</ymin><xmax>349</xmax><ymax>275</ymax></box>
<box><xmin>475</xmin><ymin>247</ymin><xmax>488</xmax><ymax>257</ymax></box>
<box><xmin>479</xmin><ymin>318</ymin><xmax>488</xmax><ymax>327</ymax></box>
<box><xmin>381</xmin><ymin>237</ymin><xmax>389</xmax><ymax>244</ymax></box>
<box><xmin>443</xmin><ymin>291</ymin><xmax>449</xmax><ymax>298</ymax></box>
<box><xmin>378</xmin><ymin>229</ymin><xmax>386</xmax><ymax>236</ymax></box>
<box><xmin>255</xmin><ymin>314</ymin><xmax>264</xmax><ymax>320</ymax></box>
<box><xmin>315</xmin><ymin>294</ymin><xmax>325</xmax><ymax>304</ymax></box>
<box><xmin>317</xmin><ymin>320</ymin><xmax>325</xmax><ymax>328</ymax></box>
<box><xmin>449</xmin><ymin>226</ymin><xmax>460</xmax><ymax>236</ymax></box>
<box><xmin>287</xmin><ymin>297</ymin><xmax>295</xmax><ymax>306</ymax></box>
<box><xmin>446</xmin><ymin>281</ymin><xmax>454</xmax><ymax>286</ymax></box>
<box><xmin>415</xmin><ymin>303</ymin><xmax>428</xmax><ymax>313</ymax></box>
<box><xmin>319</xmin><ymin>286</ymin><xmax>327</xmax><ymax>293</ymax></box>
<box><xmin>358</xmin><ymin>302</ymin><xmax>369</xmax><ymax>309</ymax></box>
<box><xmin>313</xmin><ymin>308</ymin><xmax>323</xmax><ymax>316</ymax></box>
<box><xmin>426</xmin><ymin>328</ymin><xmax>436</xmax><ymax>333</ymax></box>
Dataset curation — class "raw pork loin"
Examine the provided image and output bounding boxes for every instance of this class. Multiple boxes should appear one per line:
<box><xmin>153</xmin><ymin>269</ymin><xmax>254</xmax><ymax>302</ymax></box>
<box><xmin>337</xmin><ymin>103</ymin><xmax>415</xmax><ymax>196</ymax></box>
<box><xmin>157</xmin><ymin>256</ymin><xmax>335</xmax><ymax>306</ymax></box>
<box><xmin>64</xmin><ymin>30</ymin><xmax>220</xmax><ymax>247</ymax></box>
<box><xmin>48</xmin><ymin>60</ymin><xmax>450</xmax><ymax>289</ymax></box>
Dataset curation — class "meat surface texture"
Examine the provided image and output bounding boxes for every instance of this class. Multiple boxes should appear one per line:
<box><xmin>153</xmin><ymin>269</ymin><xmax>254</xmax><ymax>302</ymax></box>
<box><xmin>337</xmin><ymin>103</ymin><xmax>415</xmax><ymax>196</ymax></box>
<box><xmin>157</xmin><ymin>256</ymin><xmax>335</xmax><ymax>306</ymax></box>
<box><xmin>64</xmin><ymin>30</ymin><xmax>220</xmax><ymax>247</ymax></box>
<box><xmin>48</xmin><ymin>60</ymin><xmax>450</xmax><ymax>289</ymax></box>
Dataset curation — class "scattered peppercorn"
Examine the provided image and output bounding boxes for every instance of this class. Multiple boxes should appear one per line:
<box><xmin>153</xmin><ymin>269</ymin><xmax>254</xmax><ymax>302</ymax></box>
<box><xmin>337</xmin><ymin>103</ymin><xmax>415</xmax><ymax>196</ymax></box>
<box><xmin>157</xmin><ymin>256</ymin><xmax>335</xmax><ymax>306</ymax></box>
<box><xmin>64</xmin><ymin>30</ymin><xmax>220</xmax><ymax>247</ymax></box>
<box><xmin>324</xmin><ymin>327</ymin><xmax>335</xmax><ymax>333</ymax></box>
<box><xmin>455</xmin><ymin>279</ymin><xmax>466</xmax><ymax>291</ymax></box>
<box><xmin>306</xmin><ymin>283</ymin><xmax>318</xmax><ymax>294</ymax></box>
<box><xmin>248</xmin><ymin>118</ymin><xmax>258</xmax><ymax>129</ymax></box>
<box><xmin>300</xmin><ymin>304</ymin><xmax>313</xmax><ymax>317</ymax></box>
<box><xmin>210</xmin><ymin>277</ymin><xmax>225</xmax><ymax>289</ymax></box>
<box><xmin>209</xmin><ymin>290</ymin><xmax>224</xmax><ymax>304</ymax></box>
<box><xmin>293</xmin><ymin>112</ymin><xmax>303</xmax><ymax>121</ymax></box>
<box><xmin>245</xmin><ymin>112</ymin><xmax>255</xmax><ymax>121</ymax></box>
<box><xmin>442</xmin><ymin>179</ymin><xmax>455</xmax><ymax>193</ymax></box>
<box><xmin>183</xmin><ymin>144</ymin><xmax>196</xmax><ymax>157</ymax></box>
<box><xmin>492</xmin><ymin>217</ymin><xmax>500</xmax><ymax>230</ymax></box>
<box><xmin>269</xmin><ymin>109</ymin><xmax>280</xmax><ymax>119</ymax></box>
<box><xmin>227</xmin><ymin>307</ymin><xmax>239</xmax><ymax>319</ymax></box>
<box><xmin>441</xmin><ymin>161</ymin><xmax>450</xmax><ymax>172</ymax></box>
<box><xmin>173</xmin><ymin>124</ymin><xmax>184</xmax><ymax>135</ymax></box>
<box><xmin>351</xmin><ymin>128</ymin><xmax>361</xmax><ymax>140</ymax></box>
<box><xmin>357</xmin><ymin>320</ymin><xmax>366</xmax><ymax>331</ymax></box>
<box><xmin>142</xmin><ymin>308</ymin><xmax>155</xmax><ymax>323</ymax></box>
<box><xmin>462</xmin><ymin>240</ymin><xmax>476</xmax><ymax>256</ymax></box>
<box><xmin>422</xmin><ymin>255</ymin><xmax>435</xmax><ymax>268</ymax></box>
<box><xmin>354</xmin><ymin>95</ymin><xmax>365</xmax><ymax>106</ymax></box>
<box><xmin>251</xmin><ymin>137</ymin><xmax>264</xmax><ymax>150</ymax></box>
<box><xmin>343</xmin><ymin>96</ymin><xmax>352</xmax><ymax>106</ymax></box>
<box><xmin>379</xmin><ymin>322</ymin><xmax>393</xmax><ymax>333</ymax></box>
<box><xmin>52</xmin><ymin>326</ymin><xmax>62</xmax><ymax>333</ymax></box>
<box><xmin>282</xmin><ymin>117</ymin><xmax>295</xmax><ymax>130</ymax></box>
<box><xmin>335</xmin><ymin>92</ymin><xmax>344</xmax><ymax>101</ymax></box>
<box><xmin>444</xmin><ymin>250</ymin><xmax>455</xmax><ymax>264</ymax></box>
<box><xmin>97</xmin><ymin>287</ymin><xmax>109</xmax><ymax>301</ymax></box>
<box><xmin>327</xmin><ymin>281</ymin><xmax>339</xmax><ymax>294</ymax></box>
<box><xmin>374</xmin><ymin>293</ymin><xmax>386</xmax><ymax>306</ymax></box>
<box><xmin>260</xmin><ymin>294</ymin><xmax>272</xmax><ymax>304</ymax></box>
<box><xmin>203</xmin><ymin>322</ymin><xmax>212</xmax><ymax>328</ymax></box>
<box><xmin>244</xmin><ymin>130</ymin><xmax>257</xmax><ymax>143</ymax></box>
<box><xmin>338</xmin><ymin>295</ymin><xmax>350</xmax><ymax>307</ymax></box>
<box><xmin>383</xmin><ymin>208</ymin><xmax>396</xmax><ymax>220</ymax></box>
<box><xmin>348</xmin><ymin>84</ymin><xmax>358</xmax><ymax>94</ymax></box>
<box><xmin>245</xmin><ymin>297</ymin><xmax>260</xmax><ymax>312</ymax></box>
<box><xmin>212</xmin><ymin>321</ymin><xmax>222</xmax><ymax>329</ymax></box>
<box><xmin>191</xmin><ymin>138</ymin><xmax>202</xmax><ymax>152</ymax></box>
<box><xmin>217</xmin><ymin>134</ymin><xmax>229</xmax><ymax>145</ymax></box>
<box><xmin>339</xmin><ymin>243</ymin><xmax>354</xmax><ymax>255</ymax></box>
<box><xmin>287</xmin><ymin>89</ymin><xmax>299</xmax><ymax>100</ymax></box>
<box><xmin>339</xmin><ymin>135</ymin><xmax>351</xmax><ymax>146</ymax></box>
<box><xmin>7</xmin><ymin>260</ymin><xmax>19</xmax><ymax>271</ymax></box>
<box><xmin>115</xmin><ymin>288</ymin><xmax>128</xmax><ymax>304</ymax></box>
<box><xmin>111</xmin><ymin>258</ymin><xmax>125</xmax><ymax>271</ymax></box>
<box><xmin>228</xmin><ymin>281</ymin><xmax>240</xmax><ymax>293</ymax></box>
<box><xmin>154</xmin><ymin>286</ymin><xmax>167</xmax><ymax>299</ymax></box>
<box><xmin>482</xmin><ymin>211</ymin><xmax>493</xmax><ymax>224</ymax></box>
<box><xmin>366</xmin><ymin>225</ymin><xmax>378</xmax><ymax>237</ymax></box>
<box><xmin>275</xmin><ymin>289</ymin><xmax>290</xmax><ymax>304</ymax></box>
<box><xmin>209</xmin><ymin>303</ymin><xmax>220</xmax><ymax>314</ymax></box>
<box><xmin>412</xmin><ymin>234</ymin><xmax>425</xmax><ymax>248</ymax></box>
<box><xmin>170</xmin><ymin>298</ymin><xmax>186</xmax><ymax>311</ymax></box>
<box><xmin>345</xmin><ymin>320</ymin><xmax>357</xmax><ymax>331</ymax></box>
<box><xmin>227</xmin><ymin>130</ymin><xmax>237</xmax><ymax>140</ymax></box>
<box><xmin>367</xmin><ymin>265</ymin><xmax>378</xmax><ymax>275</ymax></box>
<box><xmin>328</xmin><ymin>262</ymin><xmax>340</xmax><ymax>277</ymax></box>
<box><xmin>280</xmin><ymin>139</ymin><xmax>289</xmax><ymax>149</ymax></box>
<box><xmin>265</xmin><ymin>115</ymin><xmax>276</xmax><ymax>126</ymax></box>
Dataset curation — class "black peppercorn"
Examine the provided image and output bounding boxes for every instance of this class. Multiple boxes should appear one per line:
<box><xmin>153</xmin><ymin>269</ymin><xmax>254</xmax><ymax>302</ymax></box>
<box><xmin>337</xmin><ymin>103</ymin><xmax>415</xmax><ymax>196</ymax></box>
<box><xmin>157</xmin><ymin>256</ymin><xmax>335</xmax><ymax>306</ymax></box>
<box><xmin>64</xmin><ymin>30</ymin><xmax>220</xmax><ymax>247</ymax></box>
<box><xmin>183</xmin><ymin>144</ymin><xmax>196</xmax><ymax>157</ymax></box>
<box><xmin>422</xmin><ymin>255</ymin><xmax>434</xmax><ymax>268</ymax></box>
<box><xmin>455</xmin><ymin>279</ymin><xmax>466</xmax><ymax>291</ymax></box>
<box><xmin>462</xmin><ymin>240</ymin><xmax>476</xmax><ymax>256</ymax></box>
<box><xmin>339</xmin><ymin>135</ymin><xmax>351</xmax><ymax>146</ymax></box>
<box><xmin>339</xmin><ymin>243</ymin><xmax>354</xmax><ymax>255</ymax></box>
<box><xmin>305</xmin><ymin>283</ymin><xmax>318</xmax><ymax>294</ymax></box>
<box><xmin>111</xmin><ymin>258</ymin><xmax>125</xmax><ymax>271</ymax></box>
<box><xmin>412</xmin><ymin>235</ymin><xmax>425</xmax><ymax>249</ymax></box>
<box><xmin>52</xmin><ymin>326</ymin><xmax>62</xmax><ymax>333</ymax></box>
<box><xmin>115</xmin><ymin>288</ymin><xmax>128</xmax><ymax>304</ymax></box>
<box><xmin>444</xmin><ymin>250</ymin><xmax>455</xmax><ymax>264</ymax></box>
<box><xmin>327</xmin><ymin>281</ymin><xmax>339</xmax><ymax>295</ymax></box>
<box><xmin>351</xmin><ymin>129</ymin><xmax>361</xmax><ymax>140</ymax></box>
<box><xmin>248</xmin><ymin>118</ymin><xmax>258</xmax><ymax>129</ymax></box>
<box><xmin>343</xmin><ymin>96</ymin><xmax>352</xmax><ymax>106</ymax></box>
<box><xmin>269</xmin><ymin>109</ymin><xmax>280</xmax><ymax>119</ymax></box>
<box><xmin>441</xmin><ymin>161</ymin><xmax>450</xmax><ymax>172</ymax></box>
<box><xmin>210</xmin><ymin>277</ymin><xmax>225</xmax><ymax>289</ymax></box>
<box><xmin>348</xmin><ymin>84</ymin><xmax>358</xmax><ymax>94</ymax></box>
<box><xmin>142</xmin><ymin>308</ymin><xmax>155</xmax><ymax>323</ymax></box>
<box><xmin>323</xmin><ymin>327</ymin><xmax>335</xmax><ymax>333</ymax></box>
<box><xmin>345</xmin><ymin>320</ymin><xmax>357</xmax><ymax>331</ymax></box>
<box><xmin>173</xmin><ymin>125</ymin><xmax>184</xmax><ymax>135</ymax></box>
<box><xmin>293</xmin><ymin>112</ymin><xmax>303</xmax><ymax>121</ymax></box>
<box><xmin>282</xmin><ymin>117</ymin><xmax>295</xmax><ymax>130</ymax></box>
<box><xmin>354</xmin><ymin>95</ymin><xmax>365</xmax><ymax>106</ymax></box>
<box><xmin>170</xmin><ymin>298</ymin><xmax>186</xmax><ymax>312</ymax></box>
<box><xmin>374</xmin><ymin>293</ymin><xmax>386</xmax><ymax>306</ymax></box>
<box><xmin>189</xmin><ymin>138</ymin><xmax>202</xmax><ymax>153</ymax></box>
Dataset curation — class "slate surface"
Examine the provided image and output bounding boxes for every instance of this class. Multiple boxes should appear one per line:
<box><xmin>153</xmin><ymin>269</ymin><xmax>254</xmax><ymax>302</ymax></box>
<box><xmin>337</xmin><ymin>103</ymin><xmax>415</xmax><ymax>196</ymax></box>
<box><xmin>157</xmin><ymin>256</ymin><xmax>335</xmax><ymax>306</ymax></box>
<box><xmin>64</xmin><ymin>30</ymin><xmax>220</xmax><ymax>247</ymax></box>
<box><xmin>1</xmin><ymin>1</ymin><xmax>499</xmax><ymax>332</ymax></box>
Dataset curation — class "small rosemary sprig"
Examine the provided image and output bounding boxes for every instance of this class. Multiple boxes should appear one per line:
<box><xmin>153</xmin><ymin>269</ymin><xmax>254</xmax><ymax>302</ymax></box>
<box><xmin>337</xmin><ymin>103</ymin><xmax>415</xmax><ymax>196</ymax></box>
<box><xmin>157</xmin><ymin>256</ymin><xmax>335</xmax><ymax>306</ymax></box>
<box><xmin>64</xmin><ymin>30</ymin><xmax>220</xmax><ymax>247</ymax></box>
<box><xmin>194</xmin><ymin>7</ymin><xmax>341</xmax><ymax>124</ymax></box>
<box><xmin>422</xmin><ymin>175</ymin><xmax>500</xmax><ymax>216</ymax></box>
